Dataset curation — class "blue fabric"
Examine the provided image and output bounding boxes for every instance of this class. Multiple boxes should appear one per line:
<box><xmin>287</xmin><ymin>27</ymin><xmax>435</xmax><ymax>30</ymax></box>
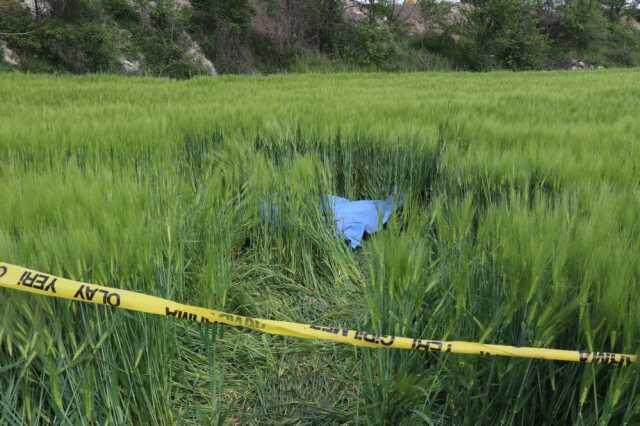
<box><xmin>260</xmin><ymin>194</ymin><xmax>400</xmax><ymax>249</ymax></box>
<box><xmin>325</xmin><ymin>195</ymin><xmax>397</xmax><ymax>249</ymax></box>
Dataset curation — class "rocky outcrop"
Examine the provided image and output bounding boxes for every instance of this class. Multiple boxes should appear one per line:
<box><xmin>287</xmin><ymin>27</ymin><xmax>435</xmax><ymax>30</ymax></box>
<box><xmin>0</xmin><ymin>40</ymin><xmax>20</xmax><ymax>67</ymax></box>
<box><xmin>174</xmin><ymin>0</ymin><xmax>191</xmax><ymax>9</ymax></box>
<box><xmin>19</xmin><ymin>0</ymin><xmax>50</xmax><ymax>16</ymax></box>
<box><xmin>556</xmin><ymin>59</ymin><xmax>602</xmax><ymax>71</ymax></box>
<box><xmin>344</xmin><ymin>0</ymin><xmax>367</xmax><ymax>22</ymax></box>
<box><xmin>398</xmin><ymin>1</ymin><xmax>425</xmax><ymax>35</ymax></box>
<box><xmin>620</xmin><ymin>16</ymin><xmax>640</xmax><ymax>31</ymax></box>
<box><xmin>186</xmin><ymin>39</ymin><xmax>217</xmax><ymax>75</ymax></box>
<box><xmin>119</xmin><ymin>57</ymin><xmax>142</xmax><ymax>75</ymax></box>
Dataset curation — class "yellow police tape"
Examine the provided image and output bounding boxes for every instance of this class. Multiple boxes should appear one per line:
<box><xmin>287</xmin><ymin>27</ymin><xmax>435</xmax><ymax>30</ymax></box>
<box><xmin>0</xmin><ymin>261</ymin><xmax>636</xmax><ymax>366</ymax></box>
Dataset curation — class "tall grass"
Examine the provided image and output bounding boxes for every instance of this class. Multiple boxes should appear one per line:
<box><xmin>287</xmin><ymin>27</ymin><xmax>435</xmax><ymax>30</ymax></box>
<box><xmin>0</xmin><ymin>70</ymin><xmax>639</xmax><ymax>424</ymax></box>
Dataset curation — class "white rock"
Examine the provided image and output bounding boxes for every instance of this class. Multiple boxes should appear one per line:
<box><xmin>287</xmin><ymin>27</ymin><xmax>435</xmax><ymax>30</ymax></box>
<box><xmin>187</xmin><ymin>41</ymin><xmax>217</xmax><ymax>75</ymax></box>
<box><xmin>344</xmin><ymin>0</ymin><xmax>367</xmax><ymax>22</ymax></box>
<box><xmin>119</xmin><ymin>57</ymin><xmax>142</xmax><ymax>75</ymax></box>
<box><xmin>174</xmin><ymin>0</ymin><xmax>191</xmax><ymax>9</ymax></box>
<box><xmin>1</xmin><ymin>40</ymin><xmax>20</xmax><ymax>67</ymax></box>
<box><xmin>620</xmin><ymin>16</ymin><xmax>640</xmax><ymax>31</ymax></box>
<box><xmin>20</xmin><ymin>0</ymin><xmax>51</xmax><ymax>16</ymax></box>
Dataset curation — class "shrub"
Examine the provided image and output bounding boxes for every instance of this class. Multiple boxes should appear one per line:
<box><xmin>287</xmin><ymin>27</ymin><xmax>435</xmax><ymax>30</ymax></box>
<box><xmin>461</xmin><ymin>0</ymin><xmax>548</xmax><ymax>70</ymax></box>
<box><xmin>556</xmin><ymin>0</ymin><xmax>609</xmax><ymax>53</ymax></box>
<box><xmin>334</xmin><ymin>22</ymin><xmax>403</xmax><ymax>69</ymax></box>
<box><xmin>2</xmin><ymin>19</ymin><xmax>118</xmax><ymax>73</ymax></box>
<box><xmin>601</xmin><ymin>23</ymin><xmax>640</xmax><ymax>66</ymax></box>
<box><xmin>103</xmin><ymin>0</ymin><xmax>139</xmax><ymax>25</ymax></box>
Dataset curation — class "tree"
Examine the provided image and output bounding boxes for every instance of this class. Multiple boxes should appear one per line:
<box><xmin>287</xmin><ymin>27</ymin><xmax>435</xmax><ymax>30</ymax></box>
<box><xmin>301</xmin><ymin>0</ymin><xmax>344</xmax><ymax>51</ymax></box>
<box><xmin>461</xmin><ymin>0</ymin><xmax>547</xmax><ymax>69</ymax></box>
<box><xmin>557</xmin><ymin>0</ymin><xmax>608</xmax><ymax>52</ymax></box>
<box><xmin>600</xmin><ymin>0</ymin><xmax>628</xmax><ymax>20</ymax></box>
<box><xmin>363</xmin><ymin>0</ymin><xmax>406</xmax><ymax>24</ymax></box>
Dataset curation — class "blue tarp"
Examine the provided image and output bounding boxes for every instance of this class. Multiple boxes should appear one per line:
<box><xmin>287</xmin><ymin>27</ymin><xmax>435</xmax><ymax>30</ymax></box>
<box><xmin>261</xmin><ymin>194</ymin><xmax>401</xmax><ymax>249</ymax></box>
<box><xmin>325</xmin><ymin>195</ymin><xmax>397</xmax><ymax>249</ymax></box>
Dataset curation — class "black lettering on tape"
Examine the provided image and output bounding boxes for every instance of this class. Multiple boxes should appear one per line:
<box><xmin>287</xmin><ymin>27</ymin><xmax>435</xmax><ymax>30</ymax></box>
<box><xmin>0</xmin><ymin>266</ymin><xmax>7</xmax><ymax>278</ymax></box>
<box><xmin>17</xmin><ymin>272</ymin><xmax>56</xmax><ymax>293</ymax></box>
<box><xmin>18</xmin><ymin>271</ymin><xmax>35</xmax><ymax>287</ymax></box>
<box><xmin>220</xmin><ymin>313</ymin><xmax>233</xmax><ymax>322</ymax></box>
<box><xmin>74</xmin><ymin>285</ymin><xmax>86</xmax><ymax>300</ymax></box>
<box><xmin>412</xmin><ymin>339</ymin><xmax>445</xmax><ymax>353</ymax></box>
<box><xmin>106</xmin><ymin>292</ymin><xmax>120</xmax><ymax>307</ymax></box>
<box><xmin>165</xmin><ymin>307</ymin><xmax>199</xmax><ymax>323</ymax></box>
<box><xmin>33</xmin><ymin>274</ymin><xmax>47</xmax><ymax>290</ymax></box>
<box><xmin>86</xmin><ymin>286</ymin><xmax>97</xmax><ymax>300</ymax></box>
<box><xmin>577</xmin><ymin>351</ymin><xmax>627</xmax><ymax>365</ymax></box>
<box><xmin>74</xmin><ymin>285</ymin><xmax>115</xmax><ymax>305</ymax></box>
<box><xmin>379</xmin><ymin>335</ymin><xmax>395</xmax><ymax>346</ymax></box>
<box><xmin>412</xmin><ymin>339</ymin><xmax>428</xmax><ymax>351</ymax></box>
<box><xmin>590</xmin><ymin>352</ymin><xmax>623</xmax><ymax>366</ymax></box>
<box><xmin>44</xmin><ymin>278</ymin><xmax>56</xmax><ymax>293</ymax></box>
<box><xmin>363</xmin><ymin>334</ymin><xmax>380</xmax><ymax>344</ymax></box>
<box><xmin>311</xmin><ymin>325</ymin><xmax>350</xmax><ymax>337</ymax></box>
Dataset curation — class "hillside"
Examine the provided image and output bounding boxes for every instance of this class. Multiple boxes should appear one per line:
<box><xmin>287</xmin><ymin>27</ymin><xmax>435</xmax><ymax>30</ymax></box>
<box><xmin>1</xmin><ymin>0</ymin><xmax>640</xmax><ymax>76</ymax></box>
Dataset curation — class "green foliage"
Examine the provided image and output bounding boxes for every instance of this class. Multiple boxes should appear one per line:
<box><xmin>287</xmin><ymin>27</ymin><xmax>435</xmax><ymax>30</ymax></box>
<box><xmin>102</xmin><ymin>0</ymin><xmax>139</xmax><ymax>25</ymax></box>
<box><xmin>189</xmin><ymin>0</ymin><xmax>253</xmax><ymax>73</ymax></box>
<box><xmin>557</xmin><ymin>0</ymin><xmax>609</xmax><ymax>52</ymax></box>
<box><xmin>538</xmin><ymin>0</ymin><xmax>640</xmax><ymax>66</ymax></box>
<box><xmin>131</xmin><ymin>0</ymin><xmax>203</xmax><ymax>78</ymax></box>
<box><xmin>249</xmin><ymin>33</ymin><xmax>296</xmax><ymax>73</ymax></box>
<box><xmin>0</xmin><ymin>0</ymin><xmax>119</xmax><ymax>73</ymax></box>
<box><xmin>601</xmin><ymin>23</ymin><xmax>640</xmax><ymax>65</ymax></box>
<box><xmin>334</xmin><ymin>22</ymin><xmax>404</xmax><ymax>69</ymax></box>
<box><xmin>49</xmin><ymin>0</ymin><xmax>103</xmax><ymax>23</ymax></box>
<box><xmin>1</xmin><ymin>0</ymin><xmax>639</xmax><ymax>74</ymax></box>
<box><xmin>190</xmin><ymin>0</ymin><xmax>253</xmax><ymax>33</ymax></box>
<box><xmin>300</xmin><ymin>0</ymin><xmax>344</xmax><ymax>52</ymax></box>
<box><xmin>460</xmin><ymin>0</ymin><xmax>548</xmax><ymax>70</ymax></box>
<box><xmin>601</xmin><ymin>0</ymin><xmax>628</xmax><ymax>21</ymax></box>
<box><xmin>3</xmin><ymin>19</ymin><xmax>119</xmax><ymax>73</ymax></box>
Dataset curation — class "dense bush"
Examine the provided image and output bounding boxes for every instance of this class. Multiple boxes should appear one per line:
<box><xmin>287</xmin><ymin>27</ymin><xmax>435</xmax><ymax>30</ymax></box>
<box><xmin>189</xmin><ymin>0</ymin><xmax>254</xmax><ymax>73</ymax></box>
<box><xmin>463</xmin><ymin>0</ymin><xmax>547</xmax><ymax>70</ymax></box>
<box><xmin>102</xmin><ymin>0</ymin><xmax>139</xmax><ymax>25</ymax></box>
<box><xmin>600</xmin><ymin>22</ymin><xmax>640</xmax><ymax>65</ymax></box>
<box><xmin>556</xmin><ymin>0</ymin><xmax>609</xmax><ymax>52</ymax></box>
<box><xmin>0</xmin><ymin>4</ymin><xmax>119</xmax><ymax>73</ymax></box>
<box><xmin>335</xmin><ymin>22</ymin><xmax>401</xmax><ymax>68</ymax></box>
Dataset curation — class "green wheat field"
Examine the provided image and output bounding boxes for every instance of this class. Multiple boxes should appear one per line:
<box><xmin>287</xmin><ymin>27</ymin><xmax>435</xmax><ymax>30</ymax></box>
<box><xmin>0</xmin><ymin>70</ymin><xmax>639</xmax><ymax>424</ymax></box>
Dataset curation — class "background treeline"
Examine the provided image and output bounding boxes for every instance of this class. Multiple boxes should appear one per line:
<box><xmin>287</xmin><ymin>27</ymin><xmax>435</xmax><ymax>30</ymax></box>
<box><xmin>1</xmin><ymin>0</ymin><xmax>639</xmax><ymax>77</ymax></box>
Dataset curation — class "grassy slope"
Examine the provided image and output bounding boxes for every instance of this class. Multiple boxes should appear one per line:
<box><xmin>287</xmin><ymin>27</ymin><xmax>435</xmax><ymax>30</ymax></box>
<box><xmin>0</xmin><ymin>70</ymin><xmax>639</xmax><ymax>424</ymax></box>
